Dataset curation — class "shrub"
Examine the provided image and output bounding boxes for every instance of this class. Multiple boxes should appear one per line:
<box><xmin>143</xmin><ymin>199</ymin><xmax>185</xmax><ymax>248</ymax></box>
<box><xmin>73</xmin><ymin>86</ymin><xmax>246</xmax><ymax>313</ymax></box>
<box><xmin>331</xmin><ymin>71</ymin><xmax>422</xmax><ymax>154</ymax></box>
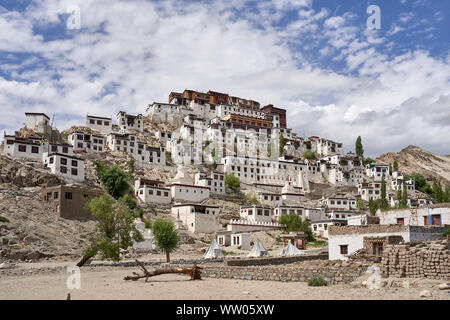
<box><xmin>94</xmin><ymin>161</ymin><xmax>131</xmax><ymax>199</ymax></box>
<box><xmin>303</xmin><ymin>150</ymin><xmax>316</xmax><ymax>160</ymax></box>
<box><xmin>308</xmin><ymin>276</ymin><xmax>328</xmax><ymax>287</ymax></box>
<box><xmin>152</xmin><ymin>218</ymin><xmax>179</xmax><ymax>263</ymax></box>
<box><xmin>443</xmin><ymin>229</ymin><xmax>450</xmax><ymax>238</ymax></box>
<box><xmin>0</xmin><ymin>216</ymin><xmax>10</xmax><ymax>223</ymax></box>
<box><xmin>225</xmin><ymin>173</ymin><xmax>240</xmax><ymax>191</ymax></box>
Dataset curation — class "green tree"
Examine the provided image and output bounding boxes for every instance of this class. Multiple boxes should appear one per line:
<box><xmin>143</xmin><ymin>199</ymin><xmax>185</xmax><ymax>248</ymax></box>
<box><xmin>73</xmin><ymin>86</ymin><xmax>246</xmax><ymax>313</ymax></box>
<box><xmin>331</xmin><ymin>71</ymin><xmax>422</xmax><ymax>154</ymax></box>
<box><xmin>363</xmin><ymin>157</ymin><xmax>375</xmax><ymax>166</ymax></box>
<box><xmin>404</xmin><ymin>173</ymin><xmax>427</xmax><ymax>191</ymax></box>
<box><xmin>431</xmin><ymin>178</ymin><xmax>444</xmax><ymax>203</ymax></box>
<box><xmin>279</xmin><ymin>213</ymin><xmax>314</xmax><ymax>241</ymax></box>
<box><xmin>401</xmin><ymin>183</ymin><xmax>408</xmax><ymax>208</ymax></box>
<box><xmin>393</xmin><ymin>160</ymin><xmax>398</xmax><ymax>172</ymax></box>
<box><xmin>389</xmin><ymin>163</ymin><xmax>393</xmax><ymax>176</ymax></box>
<box><xmin>120</xmin><ymin>194</ymin><xmax>137</xmax><ymax>211</ymax></box>
<box><xmin>396</xmin><ymin>188</ymin><xmax>403</xmax><ymax>208</ymax></box>
<box><xmin>128</xmin><ymin>158</ymin><xmax>135</xmax><ymax>175</ymax></box>
<box><xmin>94</xmin><ymin>161</ymin><xmax>131</xmax><ymax>199</ymax></box>
<box><xmin>355</xmin><ymin>136</ymin><xmax>364</xmax><ymax>158</ymax></box>
<box><xmin>77</xmin><ymin>194</ymin><xmax>143</xmax><ymax>267</ymax></box>
<box><xmin>368</xmin><ymin>198</ymin><xmax>380</xmax><ymax>216</ymax></box>
<box><xmin>380</xmin><ymin>174</ymin><xmax>389</xmax><ymax>210</ymax></box>
<box><xmin>279</xmin><ymin>133</ymin><xmax>285</xmax><ymax>156</ymax></box>
<box><xmin>225</xmin><ymin>173</ymin><xmax>240</xmax><ymax>192</ymax></box>
<box><xmin>303</xmin><ymin>150</ymin><xmax>316</xmax><ymax>160</ymax></box>
<box><xmin>152</xmin><ymin>218</ymin><xmax>179</xmax><ymax>263</ymax></box>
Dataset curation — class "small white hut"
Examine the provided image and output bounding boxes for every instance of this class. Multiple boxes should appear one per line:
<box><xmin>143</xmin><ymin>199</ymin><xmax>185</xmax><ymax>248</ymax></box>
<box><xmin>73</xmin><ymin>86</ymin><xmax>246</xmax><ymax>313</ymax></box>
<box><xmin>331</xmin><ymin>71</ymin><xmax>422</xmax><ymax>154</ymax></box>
<box><xmin>204</xmin><ymin>238</ymin><xmax>223</xmax><ymax>259</ymax></box>
<box><xmin>247</xmin><ymin>240</ymin><xmax>269</xmax><ymax>258</ymax></box>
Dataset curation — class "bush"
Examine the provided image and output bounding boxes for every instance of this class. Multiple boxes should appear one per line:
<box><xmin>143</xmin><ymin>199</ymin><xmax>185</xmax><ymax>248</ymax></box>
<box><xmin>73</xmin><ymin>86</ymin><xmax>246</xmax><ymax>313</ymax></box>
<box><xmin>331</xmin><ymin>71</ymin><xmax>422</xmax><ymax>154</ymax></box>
<box><xmin>0</xmin><ymin>216</ymin><xmax>10</xmax><ymax>223</ymax></box>
<box><xmin>443</xmin><ymin>229</ymin><xmax>450</xmax><ymax>238</ymax></box>
<box><xmin>225</xmin><ymin>174</ymin><xmax>240</xmax><ymax>191</ymax></box>
<box><xmin>244</xmin><ymin>193</ymin><xmax>260</xmax><ymax>206</ymax></box>
<box><xmin>303</xmin><ymin>150</ymin><xmax>316</xmax><ymax>160</ymax></box>
<box><xmin>308</xmin><ymin>276</ymin><xmax>328</xmax><ymax>287</ymax></box>
<box><xmin>143</xmin><ymin>218</ymin><xmax>152</xmax><ymax>229</ymax></box>
<box><xmin>279</xmin><ymin>213</ymin><xmax>315</xmax><ymax>241</ymax></box>
<box><xmin>94</xmin><ymin>161</ymin><xmax>131</xmax><ymax>199</ymax></box>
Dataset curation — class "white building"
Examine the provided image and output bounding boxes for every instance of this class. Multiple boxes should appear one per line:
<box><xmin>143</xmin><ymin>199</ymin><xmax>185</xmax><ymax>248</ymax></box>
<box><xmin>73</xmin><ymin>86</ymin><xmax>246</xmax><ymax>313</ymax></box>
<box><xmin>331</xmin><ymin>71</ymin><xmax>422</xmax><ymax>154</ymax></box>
<box><xmin>117</xmin><ymin>111</ymin><xmax>144</xmax><ymax>132</ymax></box>
<box><xmin>68</xmin><ymin>132</ymin><xmax>105</xmax><ymax>153</ymax></box>
<box><xmin>169</xmin><ymin>166</ymin><xmax>210</xmax><ymax>202</ymax></box>
<box><xmin>25</xmin><ymin>113</ymin><xmax>51</xmax><ymax>135</ymax></box>
<box><xmin>2</xmin><ymin>135</ymin><xmax>43</xmax><ymax>160</ymax></box>
<box><xmin>171</xmin><ymin>204</ymin><xmax>220</xmax><ymax>233</ymax></box>
<box><xmin>86</xmin><ymin>115</ymin><xmax>112</xmax><ymax>134</ymax></box>
<box><xmin>311</xmin><ymin>219</ymin><xmax>347</xmax><ymax>239</ymax></box>
<box><xmin>358</xmin><ymin>182</ymin><xmax>382</xmax><ymax>201</ymax></box>
<box><xmin>365</xmin><ymin>163</ymin><xmax>389</xmax><ymax>181</ymax></box>
<box><xmin>328</xmin><ymin>225</ymin><xmax>448</xmax><ymax>260</ymax></box>
<box><xmin>239</xmin><ymin>205</ymin><xmax>272</xmax><ymax>222</ymax></box>
<box><xmin>323</xmin><ymin>197</ymin><xmax>357</xmax><ymax>211</ymax></box>
<box><xmin>107</xmin><ymin>132</ymin><xmax>166</xmax><ymax>168</ymax></box>
<box><xmin>134</xmin><ymin>178</ymin><xmax>171</xmax><ymax>205</ymax></box>
<box><xmin>230</xmin><ymin>233</ymin><xmax>251</xmax><ymax>250</ymax></box>
<box><xmin>43</xmin><ymin>153</ymin><xmax>85</xmax><ymax>182</ymax></box>
<box><xmin>146</xmin><ymin>102</ymin><xmax>190</xmax><ymax>124</ymax></box>
<box><xmin>194</xmin><ymin>171</ymin><xmax>225</xmax><ymax>194</ymax></box>
<box><xmin>273</xmin><ymin>205</ymin><xmax>306</xmax><ymax>221</ymax></box>
<box><xmin>377</xmin><ymin>204</ymin><xmax>450</xmax><ymax>226</ymax></box>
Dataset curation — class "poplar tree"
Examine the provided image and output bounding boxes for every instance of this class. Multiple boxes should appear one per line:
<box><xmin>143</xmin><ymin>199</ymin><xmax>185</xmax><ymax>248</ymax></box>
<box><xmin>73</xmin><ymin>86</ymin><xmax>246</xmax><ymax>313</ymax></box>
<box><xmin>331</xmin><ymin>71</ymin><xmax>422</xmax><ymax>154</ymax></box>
<box><xmin>355</xmin><ymin>136</ymin><xmax>364</xmax><ymax>158</ymax></box>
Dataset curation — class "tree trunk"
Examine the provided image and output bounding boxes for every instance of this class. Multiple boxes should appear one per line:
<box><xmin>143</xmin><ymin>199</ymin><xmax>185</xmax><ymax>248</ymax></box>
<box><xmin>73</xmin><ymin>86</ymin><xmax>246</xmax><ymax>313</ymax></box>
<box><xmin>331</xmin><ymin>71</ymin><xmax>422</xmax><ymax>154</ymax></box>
<box><xmin>76</xmin><ymin>254</ymin><xmax>93</xmax><ymax>267</ymax></box>
<box><xmin>124</xmin><ymin>259</ymin><xmax>203</xmax><ymax>281</ymax></box>
<box><xmin>166</xmin><ymin>251</ymin><xmax>170</xmax><ymax>263</ymax></box>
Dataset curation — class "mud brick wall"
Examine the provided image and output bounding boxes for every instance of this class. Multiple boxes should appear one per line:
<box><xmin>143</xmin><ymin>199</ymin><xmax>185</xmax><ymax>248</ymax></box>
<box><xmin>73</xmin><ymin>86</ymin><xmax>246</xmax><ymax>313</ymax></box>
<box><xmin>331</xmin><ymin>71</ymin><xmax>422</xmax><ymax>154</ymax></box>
<box><xmin>381</xmin><ymin>240</ymin><xmax>450</xmax><ymax>280</ymax></box>
<box><xmin>226</xmin><ymin>253</ymin><xmax>328</xmax><ymax>267</ymax></box>
<box><xmin>202</xmin><ymin>260</ymin><xmax>371</xmax><ymax>284</ymax></box>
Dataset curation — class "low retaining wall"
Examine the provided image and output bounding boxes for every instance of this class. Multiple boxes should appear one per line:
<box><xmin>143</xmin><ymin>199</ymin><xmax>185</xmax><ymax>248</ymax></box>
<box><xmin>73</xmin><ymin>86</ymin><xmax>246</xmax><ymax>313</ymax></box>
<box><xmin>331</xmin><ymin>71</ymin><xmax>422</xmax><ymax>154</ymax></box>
<box><xmin>226</xmin><ymin>253</ymin><xmax>328</xmax><ymax>266</ymax></box>
<box><xmin>203</xmin><ymin>260</ymin><xmax>371</xmax><ymax>284</ymax></box>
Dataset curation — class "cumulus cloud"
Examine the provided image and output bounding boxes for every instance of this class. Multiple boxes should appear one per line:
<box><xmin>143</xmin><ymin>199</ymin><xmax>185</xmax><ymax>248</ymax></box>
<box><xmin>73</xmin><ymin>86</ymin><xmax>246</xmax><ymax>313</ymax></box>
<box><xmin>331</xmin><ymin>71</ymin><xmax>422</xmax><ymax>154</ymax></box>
<box><xmin>0</xmin><ymin>0</ymin><xmax>449</xmax><ymax>158</ymax></box>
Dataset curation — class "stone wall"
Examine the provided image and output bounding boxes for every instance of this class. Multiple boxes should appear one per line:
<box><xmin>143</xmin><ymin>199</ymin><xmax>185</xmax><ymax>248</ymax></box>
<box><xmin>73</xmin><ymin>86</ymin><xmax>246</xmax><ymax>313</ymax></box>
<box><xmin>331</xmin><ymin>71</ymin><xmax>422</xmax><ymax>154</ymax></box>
<box><xmin>226</xmin><ymin>253</ymin><xmax>328</xmax><ymax>267</ymax></box>
<box><xmin>202</xmin><ymin>260</ymin><xmax>371</xmax><ymax>284</ymax></box>
<box><xmin>381</xmin><ymin>240</ymin><xmax>450</xmax><ymax>280</ymax></box>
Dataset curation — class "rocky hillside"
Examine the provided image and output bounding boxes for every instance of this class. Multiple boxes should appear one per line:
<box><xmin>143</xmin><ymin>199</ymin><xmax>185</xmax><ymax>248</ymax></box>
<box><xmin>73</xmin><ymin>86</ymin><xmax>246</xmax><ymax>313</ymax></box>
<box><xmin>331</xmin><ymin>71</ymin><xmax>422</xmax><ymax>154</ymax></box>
<box><xmin>377</xmin><ymin>145</ymin><xmax>450</xmax><ymax>185</ymax></box>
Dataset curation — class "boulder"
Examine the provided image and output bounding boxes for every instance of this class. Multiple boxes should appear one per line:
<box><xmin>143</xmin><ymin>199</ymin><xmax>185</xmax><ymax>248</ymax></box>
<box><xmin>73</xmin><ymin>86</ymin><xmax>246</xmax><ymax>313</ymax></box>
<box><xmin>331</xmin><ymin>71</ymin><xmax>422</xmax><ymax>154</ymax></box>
<box><xmin>419</xmin><ymin>290</ymin><xmax>432</xmax><ymax>298</ymax></box>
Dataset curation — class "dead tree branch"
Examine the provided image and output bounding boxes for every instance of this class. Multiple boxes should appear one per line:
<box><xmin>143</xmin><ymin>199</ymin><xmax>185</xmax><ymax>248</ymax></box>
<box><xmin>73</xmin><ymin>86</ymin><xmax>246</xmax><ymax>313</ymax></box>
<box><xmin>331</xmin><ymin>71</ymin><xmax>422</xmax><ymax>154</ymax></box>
<box><xmin>124</xmin><ymin>259</ymin><xmax>203</xmax><ymax>282</ymax></box>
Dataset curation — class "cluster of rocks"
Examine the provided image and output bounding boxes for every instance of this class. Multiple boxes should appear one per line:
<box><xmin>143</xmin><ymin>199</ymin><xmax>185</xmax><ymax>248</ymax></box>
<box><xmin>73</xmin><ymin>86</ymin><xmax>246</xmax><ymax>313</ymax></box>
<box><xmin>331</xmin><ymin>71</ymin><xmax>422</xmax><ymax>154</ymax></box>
<box><xmin>381</xmin><ymin>240</ymin><xmax>450</xmax><ymax>280</ymax></box>
<box><xmin>0</xmin><ymin>157</ymin><xmax>62</xmax><ymax>187</ymax></box>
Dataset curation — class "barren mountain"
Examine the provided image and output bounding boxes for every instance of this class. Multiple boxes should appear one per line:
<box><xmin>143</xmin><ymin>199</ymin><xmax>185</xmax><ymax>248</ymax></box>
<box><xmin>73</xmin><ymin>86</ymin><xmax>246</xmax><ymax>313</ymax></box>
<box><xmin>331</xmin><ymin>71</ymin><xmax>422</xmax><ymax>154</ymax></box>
<box><xmin>377</xmin><ymin>145</ymin><xmax>450</xmax><ymax>185</ymax></box>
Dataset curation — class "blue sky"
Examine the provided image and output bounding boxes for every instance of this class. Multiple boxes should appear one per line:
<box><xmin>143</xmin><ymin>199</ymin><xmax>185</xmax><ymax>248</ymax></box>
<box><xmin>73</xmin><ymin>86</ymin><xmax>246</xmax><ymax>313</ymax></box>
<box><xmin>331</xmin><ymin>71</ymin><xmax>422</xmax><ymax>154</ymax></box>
<box><xmin>1</xmin><ymin>0</ymin><xmax>449</xmax><ymax>157</ymax></box>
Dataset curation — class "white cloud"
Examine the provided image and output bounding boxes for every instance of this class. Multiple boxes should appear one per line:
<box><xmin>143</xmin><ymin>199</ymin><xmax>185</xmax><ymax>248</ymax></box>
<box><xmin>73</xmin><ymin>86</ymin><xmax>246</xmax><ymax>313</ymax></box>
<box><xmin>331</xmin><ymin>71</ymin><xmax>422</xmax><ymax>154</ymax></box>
<box><xmin>0</xmin><ymin>0</ymin><xmax>449</xmax><ymax>157</ymax></box>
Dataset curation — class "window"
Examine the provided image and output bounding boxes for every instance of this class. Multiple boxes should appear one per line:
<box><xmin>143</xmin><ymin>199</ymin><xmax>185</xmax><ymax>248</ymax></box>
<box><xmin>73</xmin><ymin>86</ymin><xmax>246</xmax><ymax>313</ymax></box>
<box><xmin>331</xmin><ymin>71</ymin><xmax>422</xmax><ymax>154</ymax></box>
<box><xmin>149</xmin><ymin>190</ymin><xmax>153</xmax><ymax>195</ymax></box>
<box><xmin>65</xmin><ymin>192</ymin><xmax>73</xmax><ymax>200</ymax></box>
<box><xmin>6</xmin><ymin>140</ymin><xmax>13</xmax><ymax>145</ymax></box>
<box><xmin>340</xmin><ymin>245</ymin><xmax>348</xmax><ymax>255</ymax></box>
<box><xmin>60</xmin><ymin>167</ymin><xmax>67</xmax><ymax>174</ymax></box>
<box><xmin>164</xmin><ymin>192</ymin><xmax>169</xmax><ymax>197</ymax></box>
<box><xmin>104</xmin><ymin>121</ymin><xmax>109</xmax><ymax>126</ymax></box>
<box><xmin>31</xmin><ymin>146</ymin><xmax>39</xmax><ymax>154</ymax></box>
<box><xmin>54</xmin><ymin>192</ymin><xmax>59</xmax><ymax>199</ymax></box>
<box><xmin>49</xmin><ymin>157</ymin><xmax>54</xmax><ymax>164</ymax></box>
<box><xmin>397</xmin><ymin>218</ymin><xmax>404</xmax><ymax>226</ymax></box>
<box><xmin>71</xmin><ymin>168</ymin><xmax>78</xmax><ymax>176</ymax></box>
<box><xmin>62</xmin><ymin>147</ymin><xmax>68</xmax><ymax>153</ymax></box>
<box><xmin>52</xmin><ymin>145</ymin><xmax>58</xmax><ymax>152</ymax></box>
<box><xmin>18</xmin><ymin>145</ymin><xmax>26</xmax><ymax>152</ymax></box>
<box><xmin>72</xmin><ymin>160</ymin><xmax>78</xmax><ymax>167</ymax></box>
<box><xmin>97</xmin><ymin>120</ymin><xmax>102</xmax><ymax>125</ymax></box>
<box><xmin>90</xmin><ymin>119</ymin><xmax>95</xmax><ymax>124</ymax></box>
<box><xmin>61</xmin><ymin>158</ymin><xmax>67</xmax><ymax>165</ymax></box>
<box><xmin>157</xmin><ymin>191</ymin><xmax>161</xmax><ymax>196</ymax></box>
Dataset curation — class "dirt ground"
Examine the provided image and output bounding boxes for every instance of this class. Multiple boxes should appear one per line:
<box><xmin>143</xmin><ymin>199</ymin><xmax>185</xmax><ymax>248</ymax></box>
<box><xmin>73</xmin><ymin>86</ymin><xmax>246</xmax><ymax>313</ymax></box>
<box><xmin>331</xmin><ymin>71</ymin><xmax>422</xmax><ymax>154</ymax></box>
<box><xmin>0</xmin><ymin>265</ymin><xmax>449</xmax><ymax>300</ymax></box>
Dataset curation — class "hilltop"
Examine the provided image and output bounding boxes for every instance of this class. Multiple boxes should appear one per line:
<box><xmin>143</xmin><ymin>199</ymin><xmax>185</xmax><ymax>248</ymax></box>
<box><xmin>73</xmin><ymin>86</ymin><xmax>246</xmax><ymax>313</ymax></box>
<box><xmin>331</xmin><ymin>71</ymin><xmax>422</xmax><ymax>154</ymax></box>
<box><xmin>377</xmin><ymin>145</ymin><xmax>450</xmax><ymax>185</ymax></box>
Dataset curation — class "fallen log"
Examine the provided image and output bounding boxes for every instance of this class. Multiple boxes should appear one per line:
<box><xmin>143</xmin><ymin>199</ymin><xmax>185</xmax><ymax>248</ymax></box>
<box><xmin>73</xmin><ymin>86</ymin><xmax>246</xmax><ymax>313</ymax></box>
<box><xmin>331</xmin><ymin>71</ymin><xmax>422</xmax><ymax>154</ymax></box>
<box><xmin>124</xmin><ymin>259</ymin><xmax>203</xmax><ymax>282</ymax></box>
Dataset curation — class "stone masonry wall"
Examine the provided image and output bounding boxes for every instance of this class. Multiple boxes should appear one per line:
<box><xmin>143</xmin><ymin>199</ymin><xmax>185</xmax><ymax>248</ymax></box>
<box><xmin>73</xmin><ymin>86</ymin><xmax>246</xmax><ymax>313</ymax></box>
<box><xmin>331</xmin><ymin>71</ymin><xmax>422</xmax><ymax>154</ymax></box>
<box><xmin>226</xmin><ymin>253</ymin><xmax>328</xmax><ymax>267</ymax></box>
<box><xmin>381</xmin><ymin>240</ymin><xmax>450</xmax><ymax>280</ymax></box>
<box><xmin>202</xmin><ymin>260</ymin><xmax>372</xmax><ymax>284</ymax></box>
